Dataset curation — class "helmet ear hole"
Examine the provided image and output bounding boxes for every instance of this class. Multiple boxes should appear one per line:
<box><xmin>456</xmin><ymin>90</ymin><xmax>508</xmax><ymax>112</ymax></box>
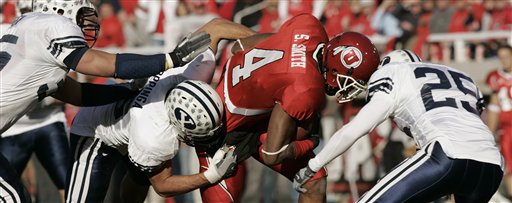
<box><xmin>57</xmin><ymin>8</ymin><xmax>64</xmax><ymax>15</ymax></box>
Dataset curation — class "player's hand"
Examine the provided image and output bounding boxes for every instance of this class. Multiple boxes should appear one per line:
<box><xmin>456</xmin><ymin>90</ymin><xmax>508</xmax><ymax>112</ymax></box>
<box><xmin>203</xmin><ymin>146</ymin><xmax>237</xmax><ymax>183</ymax></box>
<box><xmin>168</xmin><ymin>32</ymin><xmax>211</xmax><ymax>68</ymax></box>
<box><xmin>293</xmin><ymin>165</ymin><xmax>316</xmax><ymax>193</ymax></box>
<box><xmin>224</xmin><ymin>131</ymin><xmax>262</xmax><ymax>163</ymax></box>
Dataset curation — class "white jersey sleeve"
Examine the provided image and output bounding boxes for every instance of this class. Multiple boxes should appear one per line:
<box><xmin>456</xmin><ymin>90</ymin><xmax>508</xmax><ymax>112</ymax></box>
<box><xmin>45</xmin><ymin>14</ymin><xmax>88</xmax><ymax>67</ymax></box>
<box><xmin>0</xmin><ymin>13</ymin><xmax>85</xmax><ymax>133</ymax></box>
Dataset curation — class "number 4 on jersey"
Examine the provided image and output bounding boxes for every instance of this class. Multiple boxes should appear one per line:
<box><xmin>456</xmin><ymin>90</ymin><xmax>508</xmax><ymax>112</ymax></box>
<box><xmin>232</xmin><ymin>49</ymin><xmax>284</xmax><ymax>86</ymax></box>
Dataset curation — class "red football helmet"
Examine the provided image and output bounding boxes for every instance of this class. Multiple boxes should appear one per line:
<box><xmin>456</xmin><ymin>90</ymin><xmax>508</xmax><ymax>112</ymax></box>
<box><xmin>322</xmin><ymin>32</ymin><xmax>380</xmax><ymax>103</ymax></box>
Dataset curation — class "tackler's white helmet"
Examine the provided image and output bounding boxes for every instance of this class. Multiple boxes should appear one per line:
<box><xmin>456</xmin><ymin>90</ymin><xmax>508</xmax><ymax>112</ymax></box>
<box><xmin>167</xmin><ymin>80</ymin><xmax>224</xmax><ymax>148</ymax></box>
<box><xmin>378</xmin><ymin>49</ymin><xmax>422</xmax><ymax>69</ymax></box>
<box><xmin>33</xmin><ymin>0</ymin><xmax>99</xmax><ymax>46</ymax></box>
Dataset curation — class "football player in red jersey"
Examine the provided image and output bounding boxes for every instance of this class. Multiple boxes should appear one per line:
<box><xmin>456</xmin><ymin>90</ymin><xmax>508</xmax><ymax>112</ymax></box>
<box><xmin>197</xmin><ymin>13</ymin><xmax>380</xmax><ymax>202</ymax></box>
<box><xmin>486</xmin><ymin>45</ymin><xmax>512</xmax><ymax>196</ymax></box>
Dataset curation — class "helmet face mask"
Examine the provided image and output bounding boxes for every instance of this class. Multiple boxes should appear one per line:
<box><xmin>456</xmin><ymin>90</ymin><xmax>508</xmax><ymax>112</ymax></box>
<box><xmin>335</xmin><ymin>74</ymin><xmax>367</xmax><ymax>103</ymax></box>
<box><xmin>33</xmin><ymin>0</ymin><xmax>100</xmax><ymax>47</ymax></box>
<box><xmin>322</xmin><ymin>32</ymin><xmax>380</xmax><ymax>103</ymax></box>
<box><xmin>77</xmin><ymin>7</ymin><xmax>99</xmax><ymax>47</ymax></box>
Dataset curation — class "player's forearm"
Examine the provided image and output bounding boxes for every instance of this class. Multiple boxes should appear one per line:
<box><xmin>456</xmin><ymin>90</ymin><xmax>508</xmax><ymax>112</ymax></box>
<box><xmin>193</xmin><ymin>18</ymin><xmax>257</xmax><ymax>52</ymax></box>
<box><xmin>151</xmin><ymin>173</ymin><xmax>211</xmax><ymax>197</ymax></box>
<box><xmin>309</xmin><ymin>99</ymin><xmax>390</xmax><ymax>172</ymax></box>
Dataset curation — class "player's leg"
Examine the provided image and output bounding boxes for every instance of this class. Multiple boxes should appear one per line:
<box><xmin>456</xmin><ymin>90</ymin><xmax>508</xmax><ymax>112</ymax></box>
<box><xmin>65</xmin><ymin>134</ymin><xmax>122</xmax><ymax>203</ymax></box>
<box><xmin>357</xmin><ymin>142</ymin><xmax>462</xmax><ymax>203</ymax></box>
<box><xmin>196</xmin><ymin>150</ymin><xmax>246</xmax><ymax>203</ymax></box>
<box><xmin>33</xmin><ymin>122</ymin><xmax>69</xmax><ymax>202</ymax></box>
<box><xmin>0</xmin><ymin>153</ymin><xmax>31</xmax><ymax>203</ymax></box>
<box><xmin>0</xmin><ymin>132</ymin><xmax>34</xmax><ymax>176</ymax></box>
<box><xmin>453</xmin><ymin>160</ymin><xmax>503</xmax><ymax>203</ymax></box>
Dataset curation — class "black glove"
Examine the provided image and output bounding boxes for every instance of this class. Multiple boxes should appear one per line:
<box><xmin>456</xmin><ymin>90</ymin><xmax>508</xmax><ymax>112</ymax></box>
<box><xmin>168</xmin><ymin>32</ymin><xmax>211</xmax><ymax>68</ymax></box>
<box><xmin>224</xmin><ymin>131</ymin><xmax>262</xmax><ymax>163</ymax></box>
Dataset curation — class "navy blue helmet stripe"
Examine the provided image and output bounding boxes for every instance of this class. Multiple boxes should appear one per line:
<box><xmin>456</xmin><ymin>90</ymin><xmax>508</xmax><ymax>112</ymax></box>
<box><xmin>175</xmin><ymin>86</ymin><xmax>216</xmax><ymax>127</ymax></box>
<box><xmin>184</xmin><ymin>80</ymin><xmax>221</xmax><ymax>119</ymax></box>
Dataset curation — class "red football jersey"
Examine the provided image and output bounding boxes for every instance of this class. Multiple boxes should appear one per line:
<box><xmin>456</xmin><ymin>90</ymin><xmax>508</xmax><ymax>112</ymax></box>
<box><xmin>216</xmin><ymin>14</ymin><xmax>328</xmax><ymax>132</ymax></box>
<box><xmin>486</xmin><ymin>69</ymin><xmax>512</xmax><ymax>113</ymax></box>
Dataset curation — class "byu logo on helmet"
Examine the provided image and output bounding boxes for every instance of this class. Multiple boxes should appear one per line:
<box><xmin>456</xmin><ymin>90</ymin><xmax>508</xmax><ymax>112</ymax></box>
<box><xmin>174</xmin><ymin>108</ymin><xmax>196</xmax><ymax>130</ymax></box>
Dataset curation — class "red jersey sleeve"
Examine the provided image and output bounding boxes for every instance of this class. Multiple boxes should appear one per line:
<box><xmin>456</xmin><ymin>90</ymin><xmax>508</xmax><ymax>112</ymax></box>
<box><xmin>280</xmin><ymin>84</ymin><xmax>325</xmax><ymax>122</ymax></box>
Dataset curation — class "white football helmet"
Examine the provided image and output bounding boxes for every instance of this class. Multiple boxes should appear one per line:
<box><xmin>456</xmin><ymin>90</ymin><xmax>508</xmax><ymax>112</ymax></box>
<box><xmin>167</xmin><ymin>80</ymin><xmax>224</xmax><ymax>148</ymax></box>
<box><xmin>16</xmin><ymin>0</ymin><xmax>32</xmax><ymax>14</ymax></box>
<box><xmin>33</xmin><ymin>0</ymin><xmax>99</xmax><ymax>46</ymax></box>
<box><xmin>378</xmin><ymin>49</ymin><xmax>422</xmax><ymax>69</ymax></box>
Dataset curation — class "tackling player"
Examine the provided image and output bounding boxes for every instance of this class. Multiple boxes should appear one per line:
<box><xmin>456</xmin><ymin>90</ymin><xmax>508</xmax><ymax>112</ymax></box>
<box><xmin>197</xmin><ymin>14</ymin><xmax>380</xmax><ymax>202</ymax></box>
<box><xmin>294</xmin><ymin>50</ymin><xmax>503</xmax><ymax>202</ymax></box>
<box><xmin>486</xmin><ymin>45</ymin><xmax>512</xmax><ymax>196</ymax></box>
<box><xmin>65</xmin><ymin>18</ymin><xmax>257</xmax><ymax>203</ymax></box>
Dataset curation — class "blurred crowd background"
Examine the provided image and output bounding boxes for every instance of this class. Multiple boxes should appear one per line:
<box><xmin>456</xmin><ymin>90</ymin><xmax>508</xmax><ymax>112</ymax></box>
<box><xmin>1</xmin><ymin>0</ymin><xmax>512</xmax><ymax>203</ymax></box>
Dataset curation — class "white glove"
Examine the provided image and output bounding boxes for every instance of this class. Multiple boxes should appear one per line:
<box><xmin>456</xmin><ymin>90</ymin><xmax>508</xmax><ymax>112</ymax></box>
<box><xmin>293</xmin><ymin>166</ymin><xmax>316</xmax><ymax>193</ymax></box>
<box><xmin>203</xmin><ymin>146</ymin><xmax>237</xmax><ymax>183</ymax></box>
<box><xmin>167</xmin><ymin>32</ymin><xmax>211</xmax><ymax>68</ymax></box>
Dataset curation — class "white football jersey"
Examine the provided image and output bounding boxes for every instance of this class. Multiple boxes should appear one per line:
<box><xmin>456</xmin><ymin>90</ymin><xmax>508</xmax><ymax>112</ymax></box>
<box><xmin>70</xmin><ymin>49</ymin><xmax>216</xmax><ymax>171</ymax></box>
<box><xmin>1</xmin><ymin>97</ymin><xmax>66</xmax><ymax>137</ymax></box>
<box><xmin>0</xmin><ymin>13</ymin><xmax>87</xmax><ymax>134</ymax></box>
<box><xmin>367</xmin><ymin>62</ymin><xmax>502</xmax><ymax>166</ymax></box>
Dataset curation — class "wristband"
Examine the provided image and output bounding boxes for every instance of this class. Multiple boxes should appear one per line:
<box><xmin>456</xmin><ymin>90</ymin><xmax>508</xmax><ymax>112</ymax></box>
<box><xmin>204</xmin><ymin>168</ymin><xmax>221</xmax><ymax>183</ymax></box>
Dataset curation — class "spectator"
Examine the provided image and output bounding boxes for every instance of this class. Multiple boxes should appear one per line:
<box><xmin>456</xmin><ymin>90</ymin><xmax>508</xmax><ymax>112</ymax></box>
<box><xmin>118</xmin><ymin>0</ymin><xmax>150</xmax><ymax>47</ymax></box>
<box><xmin>429</xmin><ymin>0</ymin><xmax>454</xmax><ymax>34</ymax></box>
<box><xmin>489</xmin><ymin>0</ymin><xmax>512</xmax><ymax>31</ymax></box>
<box><xmin>1</xmin><ymin>0</ymin><xmax>15</xmax><ymax>24</ymax></box>
<box><xmin>448</xmin><ymin>0</ymin><xmax>480</xmax><ymax>33</ymax></box>
<box><xmin>95</xmin><ymin>2</ymin><xmax>125</xmax><ymax>48</ymax></box>
<box><xmin>323</xmin><ymin>1</ymin><xmax>352</xmax><ymax>38</ymax></box>
<box><xmin>371</xmin><ymin>0</ymin><xmax>402</xmax><ymax>38</ymax></box>
<box><xmin>344</xmin><ymin>0</ymin><xmax>375</xmax><ymax>36</ymax></box>
<box><xmin>413</xmin><ymin>0</ymin><xmax>434</xmax><ymax>58</ymax></box>
<box><xmin>164</xmin><ymin>0</ymin><xmax>218</xmax><ymax>52</ymax></box>
<box><xmin>428</xmin><ymin>0</ymin><xmax>455</xmax><ymax>61</ymax></box>
<box><xmin>277</xmin><ymin>0</ymin><xmax>325</xmax><ymax>22</ymax></box>
<box><xmin>395</xmin><ymin>0</ymin><xmax>422</xmax><ymax>49</ymax></box>
<box><xmin>486</xmin><ymin>45</ymin><xmax>512</xmax><ymax>198</ymax></box>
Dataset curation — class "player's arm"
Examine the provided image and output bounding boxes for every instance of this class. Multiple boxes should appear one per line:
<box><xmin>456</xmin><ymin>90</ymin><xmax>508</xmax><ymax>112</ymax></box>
<box><xmin>260</xmin><ymin>103</ymin><xmax>319</xmax><ymax>166</ymax></box>
<box><xmin>487</xmin><ymin>93</ymin><xmax>501</xmax><ymax>136</ymax></box>
<box><xmin>148</xmin><ymin>147</ymin><xmax>237</xmax><ymax>197</ymax></box>
<box><xmin>67</xmin><ymin>32</ymin><xmax>210</xmax><ymax>79</ymax></box>
<box><xmin>293</xmin><ymin>94</ymin><xmax>393</xmax><ymax>192</ymax></box>
<box><xmin>148</xmin><ymin>161</ymin><xmax>211</xmax><ymax>197</ymax></box>
<box><xmin>231</xmin><ymin>33</ymin><xmax>274</xmax><ymax>53</ymax></box>
<box><xmin>192</xmin><ymin>18</ymin><xmax>257</xmax><ymax>53</ymax></box>
<box><xmin>51</xmin><ymin>75</ymin><xmax>138</xmax><ymax>106</ymax></box>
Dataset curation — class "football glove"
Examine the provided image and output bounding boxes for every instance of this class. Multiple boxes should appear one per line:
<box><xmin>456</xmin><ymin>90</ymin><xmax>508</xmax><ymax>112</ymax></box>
<box><xmin>168</xmin><ymin>32</ymin><xmax>211</xmax><ymax>69</ymax></box>
<box><xmin>203</xmin><ymin>146</ymin><xmax>237</xmax><ymax>183</ymax></box>
<box><xmin>293</xmin><ymin>165</ymin><xmax>316</xmax><ymax>193</ymax></box>
<box><xmin>224</xmin><ymin>131</ymin><xmax>262</xmax><ymax>163</ymax></box>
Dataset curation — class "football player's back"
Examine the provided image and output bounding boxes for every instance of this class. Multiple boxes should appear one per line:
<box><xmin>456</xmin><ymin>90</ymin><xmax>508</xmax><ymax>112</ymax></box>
<box><xmin>374</xmin><ymin>62</ymin><xmax>501</xmax><ymax>166</ymax></box>
<box><xmin>217</xmin><ymin>14</ymin><xmax>328</xmax><ymax>132</ymax></box>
